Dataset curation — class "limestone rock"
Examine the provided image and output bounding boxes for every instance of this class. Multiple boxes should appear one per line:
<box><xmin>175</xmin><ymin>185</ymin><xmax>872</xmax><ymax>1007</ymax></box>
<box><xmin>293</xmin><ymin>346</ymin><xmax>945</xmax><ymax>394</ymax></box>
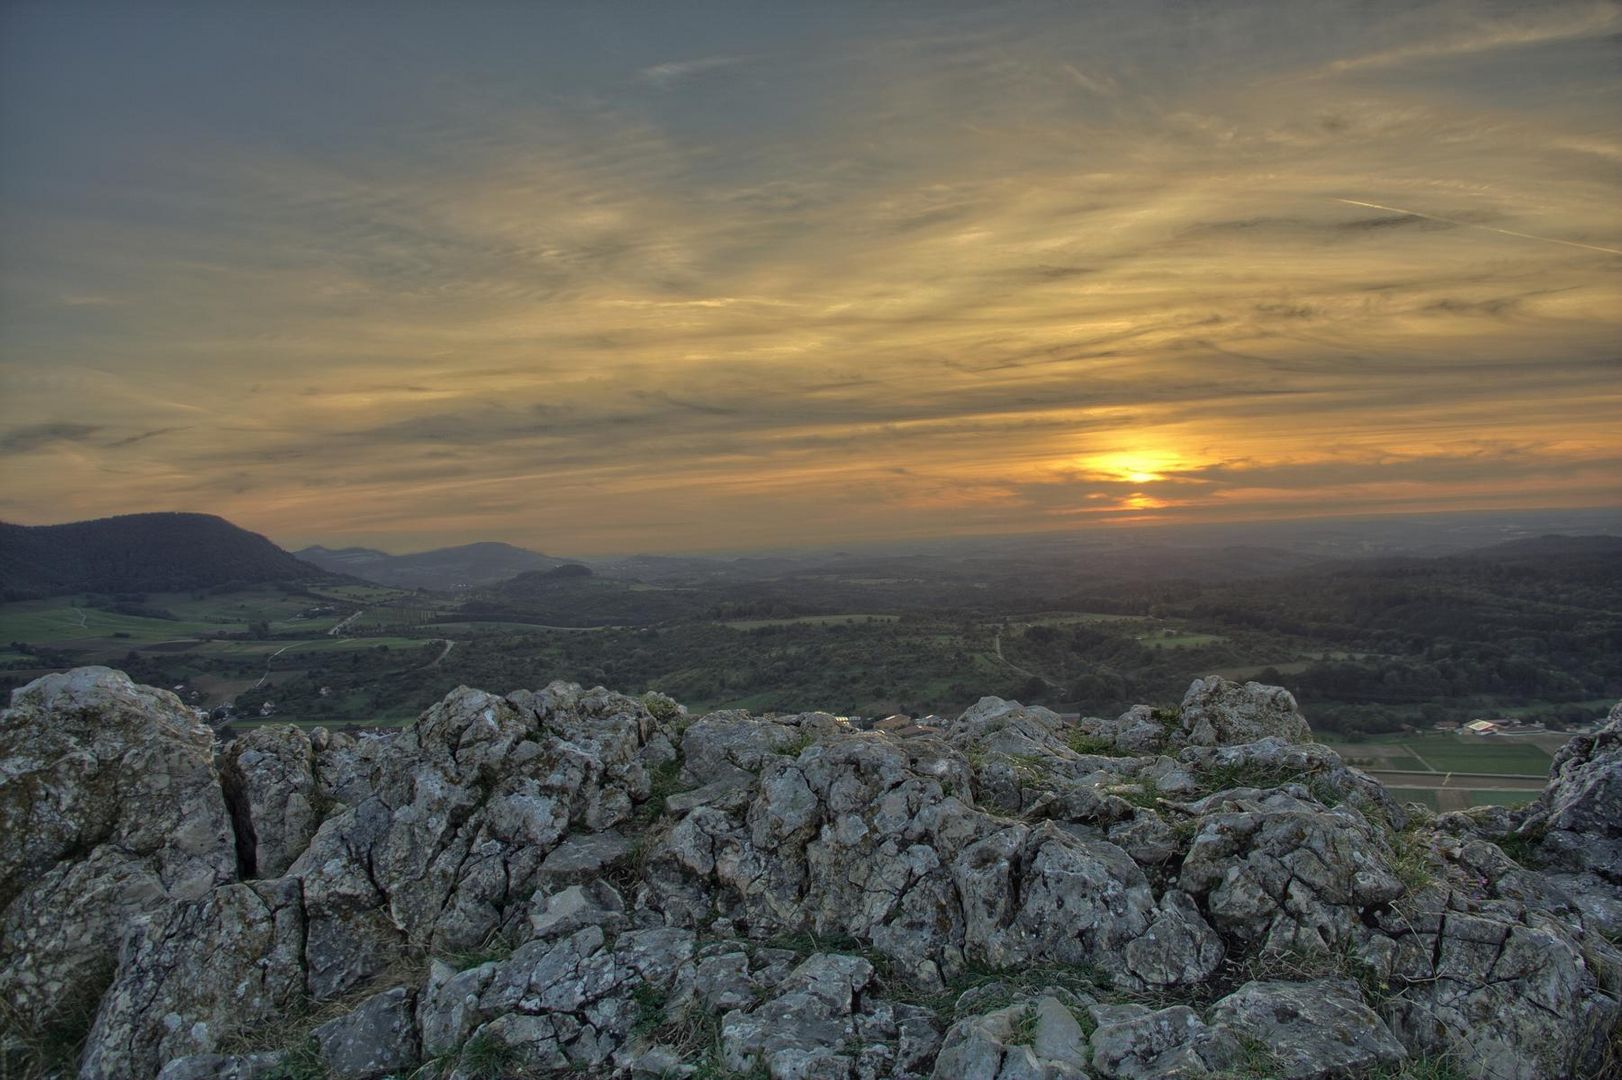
<box><xmin>0</xmin><ymin>667</ymin><xmax>237</xmax><ymax>1026</ymax></box>
<box><xmin>1364</xmin><ymin>904</ymin><xmax>1620</xmax><ymax>1079</ymax></box>
<box><xmin>312</xmin><ymin>985</ymin><xmax>420</xmax><ymax>1080</ymax></box>
<box><xmin>1177</xmin><ymin>790</ymin><xmax>1405</xmax><ymax>952</ymax></box>
<box><xmin>288</xmin><ymin>681</ymin><xmax>673</xmax><ymax>996</ymax></box>
<box><xmin>1117</xmin><ymin>889</ymin><xmax>1224</xmax><ymax>990</ymax></box>
<box><xmin>1518</xmin><ymin>701</ymin><xmax>1622</xmax><ymax>931</ymax></box>
<box><xmin>681</xmin><ymin>709</ymin><xmax>808</xmax><ymax>785</ymax></box>
<box><xmin>1205</xmin><ymin>978</ymin><xmax>1406</xmax><ymax>1079</ymax></box>
<box><xmin>80</xmin><ymin>878</ymin><xmax>307</xmax><ymax>1080</ymax></box>
<box><xmin>154</xmin><ymin>1053</ymin><xmax>288</xmax><ymax>1080</ymax></box>
<box><xmin>1173</xmin><ymin>677</ymin><xmax>1312</xmax><ymax>747</ymax></box>
<box><xmin>1110</xmin><ymin>705</ymin><xmax>1172</xmax><ymax>755</ymax></box>
<box><xmin>717</xmin><ymin>952</ymin><xmax>941</xmax><ymax>1079</ymax></box>
<box><xmin>933</xmin><ymin>993</ymin><xmax>1092</xmax><ymax>1079</ymax></box>
<box><xmin>1525</xmin><ymin>700</ymin><xmax>1622</xmax><ymax>837</ymax></box>
<box><xmin>2</xmin><ymin>670</ymin><xmax>1617</xmax><ymax>1080</ymax></box>
<box><xmin>948</xmin><ymin>697</ymin><xmax>1074</xmax><ymax>759</ymax></box>
<box><xmin>1086</xmin><ymin>1002</ymin><xmax>1241</xmax><ymax>1079</ymax></box>
<box><xmin>220</xmin><ymin>724</ymin><xmax>319</xmax><ymax>878</ymax></box>
<box><xmin>1177</xmin><ymin>735</ymin><xmax>1406</xmax><ymax>827</ymax></box>
<box><xmin>426</xmin><ymin>923</ymin><xmax>698</xmax><ymax>1073</ymax></box>
<box><xmin>720</xmin><ymin>953</ymin><xmax>876</xmax><ymax>1076</ymax></box>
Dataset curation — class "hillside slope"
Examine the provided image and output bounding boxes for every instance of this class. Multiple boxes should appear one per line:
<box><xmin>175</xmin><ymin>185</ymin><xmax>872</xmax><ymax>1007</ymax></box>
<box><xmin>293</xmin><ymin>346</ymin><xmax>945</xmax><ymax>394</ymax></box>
<box><xmin>294</xmin><ymin>540</ymin><xmax>568</xmax><ymax>590</ymax></box>
<box><xmin>2</xmin><ymin>669</ymin><xmax>1617</xmax><ymax>1079</ymax></box>
<box><xmin>0</xmin><ymin>513</ymin><xmax>330</xmax><ymax>599</ymax></box>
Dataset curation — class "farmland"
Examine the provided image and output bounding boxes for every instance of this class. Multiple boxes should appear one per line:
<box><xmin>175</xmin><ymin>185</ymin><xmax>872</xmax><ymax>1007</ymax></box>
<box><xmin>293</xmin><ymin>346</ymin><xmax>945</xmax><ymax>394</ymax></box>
<box><xmin>1320</xmin><ymin>731</ymin><xmax>1554</xmax><ymax>810</ymax></box>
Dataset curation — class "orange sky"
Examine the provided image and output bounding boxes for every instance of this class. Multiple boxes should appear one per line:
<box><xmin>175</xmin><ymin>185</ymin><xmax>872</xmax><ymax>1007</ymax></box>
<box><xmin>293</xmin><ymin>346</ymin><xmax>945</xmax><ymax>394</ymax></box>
<box><xmin>1</xmin><ymin>2</ymin><xmax>1619</xmax><ymax>554</ymax></box>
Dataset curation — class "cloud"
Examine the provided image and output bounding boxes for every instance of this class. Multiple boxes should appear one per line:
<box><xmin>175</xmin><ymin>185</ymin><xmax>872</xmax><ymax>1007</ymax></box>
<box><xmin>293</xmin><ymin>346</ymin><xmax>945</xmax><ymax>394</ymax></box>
<box><xmin>104</xmin><ymin>427</ymin><xmax>186</xmax><ymax>449</ymax></box>
<box><xmin>0</xmin><ymin>1</ymin><xmax>1617</xmax><ymax>551</ymax></box>
<box><xmin>0</xmin><ymin>423</ymin><xmax>103</xmax><ymax>455</ymax></box>
<box><xmin>1321</xmin><ymin>4</ymin><xmax>1620</xmax><ymax>75</ymax></box>
<box><xmin>639</xmin><ymin>56</ymin><xmax>746</xmax><ymax>87</ymax></box>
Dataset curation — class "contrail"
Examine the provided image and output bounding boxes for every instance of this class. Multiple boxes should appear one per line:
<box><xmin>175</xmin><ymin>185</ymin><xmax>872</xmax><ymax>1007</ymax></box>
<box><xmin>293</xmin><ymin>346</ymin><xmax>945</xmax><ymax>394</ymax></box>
<box><xmin>1334</xmin><ymin>198</ymin><xmax>1622</xmax><ymax>256</ymax></box>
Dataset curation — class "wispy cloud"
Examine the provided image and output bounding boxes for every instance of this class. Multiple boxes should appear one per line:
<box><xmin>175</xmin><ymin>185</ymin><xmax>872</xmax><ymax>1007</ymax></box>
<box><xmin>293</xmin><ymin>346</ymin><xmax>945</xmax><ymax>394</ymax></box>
<box><xmin>1332</xmin><ymin>198</ymin><xmax>1622</xmax><ymax>256</ymax></box>
<box><xmin>0</xmin><ymin>423</ymin><xmax>102</xmax><ymax>455</ymax></box>
<box><xmin>639</xmin><ymin>56</ymin><xmax>746</xmax><ymax>87</ymax></box>
<box><xmin>1</xmin><ymin>1</ymin><xmax>1617</xmax><ymax>551</ymax></box>
<box><xmin>1322</xmin><ymin>4</ymin><xmax>1619</xmax><ymax>74</ymax></box>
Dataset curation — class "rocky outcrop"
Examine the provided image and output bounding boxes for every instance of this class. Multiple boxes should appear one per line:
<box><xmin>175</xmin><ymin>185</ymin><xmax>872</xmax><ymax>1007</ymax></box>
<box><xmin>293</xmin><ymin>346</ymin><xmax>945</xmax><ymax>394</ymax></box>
<box><xmin>0</xmin><ymin>668</ymin><xmax>237</xmax><ymax>1028</ymax></box>
<box><xmin>1205</xmin><ymin>978</ymin><xmax>1406</xmax><ymax>1078</ymax></box>
<box><xmin>219</xmin><ymin>725</ymin><xmax>320</xmax><ymax>878</ymax></box>
<box><xmin>1</xmin><ymin>670</ymin><xmax>1618</xmax><ymax>1080</ymax></box>
<box><xmin>81</xmin><ymin>879</ymin><xmax>306</xmax><ymax>1080</ymax></box>
<box><xmin>1514</xmin><ymin>700</ymin><xmax>1622</xmax><ymax>935</ymax></box>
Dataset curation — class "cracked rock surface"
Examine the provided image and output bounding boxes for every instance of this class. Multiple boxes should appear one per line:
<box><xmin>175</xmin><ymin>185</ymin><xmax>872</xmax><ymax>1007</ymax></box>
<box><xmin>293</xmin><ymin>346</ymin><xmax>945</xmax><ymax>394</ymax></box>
<box><xmin>1</xmin><ymin>669</ymin><xmax>1618</xmax><ymax>1079</ymax></box>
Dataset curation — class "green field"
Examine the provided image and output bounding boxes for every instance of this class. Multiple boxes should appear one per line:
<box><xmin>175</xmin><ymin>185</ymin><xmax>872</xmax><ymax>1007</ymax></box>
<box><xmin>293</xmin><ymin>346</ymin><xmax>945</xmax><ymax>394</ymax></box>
<box><xmin>1468</xmin><ymin>790</ymin><xmax>1537</xmax><ymax>808</ymax></box>
<box><xmin>1017</xmin><ymin>612</ymin><xmax>1144</xmax><ymax>626</ymax></box>
<box><xmin>423</xmin><ymin>620</ymin><xmax>604</xmax><ymax>633</ymax></box>
<box><xmin>1335</xmin><ymin>751</ymin><xmax>1428</xmax><ymax>771</ymax></box>
<box><xmin>186</xmin><ymin>636</ymin><xmax>431</xmax><ymax>658</ymax></box>
<box><xmin>1398</xmin><ymin>734</ymin><xmax>1551</xmax><ymax>774</ymax></box>
<box><xmin>1385</xmin><ymin>788</ymin><xmax>1440</xmax><ymax>809</ymax></box>
<box><xmin>1140</xmin><ymin>632</ymin><xmax>1227</xmax><ymax>649</ymax></box>
<box><xmin>0</xmin><ymin>602</ymin><xmax>221</xmax><ymax>643</ymax></box>
<box><xmin>724</xmin><ymin>613</ymin><xmax>901</xmax><ymax>629</ymax></box>
<box><xmin>1321</xmin><ymin>732</ymin><xmax>1552</xmax><ymax>776</ymax></box>
<box><xmin>305</xmin><ymin>584</ymin><xmax>417</xmax><ymax>603</ymax></box>
<box><xmin>1214</xmin><ymin>660</ymin><xmax>1312</xmax><ymax>680</ymax></box>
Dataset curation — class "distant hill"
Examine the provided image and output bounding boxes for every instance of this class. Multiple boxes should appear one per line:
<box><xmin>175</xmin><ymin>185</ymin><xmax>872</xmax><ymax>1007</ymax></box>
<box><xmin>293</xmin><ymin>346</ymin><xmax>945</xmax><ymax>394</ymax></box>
<box><xmin>0</xmin><ymin>513</ymin><xmax>330</xmax><ymax>599</ymax></box>
<box><xmin>294</xmin><ymin>541</ymin><xmax>570</xmax><ymax>590</ymax></box>
<box><xmin>1458</xmin><ymin>533</ymin><xmax>1622</xmax><ymax>563</ymax></box>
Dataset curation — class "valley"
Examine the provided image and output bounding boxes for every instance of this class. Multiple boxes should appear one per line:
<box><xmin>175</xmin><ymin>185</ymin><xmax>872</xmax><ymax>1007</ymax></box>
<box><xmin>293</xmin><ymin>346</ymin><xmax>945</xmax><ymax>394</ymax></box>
<box><xmin>3</xmin><ymin>513</ymin><xmax>1617</xmax><ymax>810</ymax></box>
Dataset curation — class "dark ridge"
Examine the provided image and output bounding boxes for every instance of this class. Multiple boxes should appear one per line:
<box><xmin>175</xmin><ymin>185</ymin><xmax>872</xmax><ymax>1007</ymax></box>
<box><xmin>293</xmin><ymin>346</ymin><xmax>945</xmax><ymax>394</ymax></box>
<box><xmin>293</xmin><ymin>540</ymin><xmax>572</xmax><ymax>590</ymax></box>
<box><xmin>0</xmin><ymin>512</ymin><xmax>333</xmax><ymax>599</ymax></box>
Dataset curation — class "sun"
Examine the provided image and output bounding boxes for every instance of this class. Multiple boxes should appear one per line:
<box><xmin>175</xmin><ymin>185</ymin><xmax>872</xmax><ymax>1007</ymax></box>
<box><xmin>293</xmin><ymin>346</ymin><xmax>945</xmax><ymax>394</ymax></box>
<box><xmin>1083</xmin><ymin>449</ymin><xmax>1184</xmax><ymax>484</ymax></box>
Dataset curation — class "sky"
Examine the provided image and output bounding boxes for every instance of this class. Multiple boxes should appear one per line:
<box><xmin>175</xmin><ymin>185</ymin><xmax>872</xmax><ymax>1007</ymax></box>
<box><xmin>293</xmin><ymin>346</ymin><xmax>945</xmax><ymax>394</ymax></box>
<box><xmin>1</xmin><ymin>0</ymin><xmax>1618</xmax><ymax>555</ymax></box>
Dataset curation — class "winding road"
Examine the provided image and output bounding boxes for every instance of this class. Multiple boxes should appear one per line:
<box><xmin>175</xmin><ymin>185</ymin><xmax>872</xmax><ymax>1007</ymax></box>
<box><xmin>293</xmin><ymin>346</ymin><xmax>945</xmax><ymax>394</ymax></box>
<box><xmin>252</xmin><ymin>642</ymin><xmax>303</xmax><ymax>689</ymax></box>
<box><xmin>251</xmin><ymin>609</ymin><xmax>368</xmax><ymax>690</ymax></box>
<box><xmin>327</xmin><ymin>609</ymin><xmax>364</xmax><ymax>636</ymax></box>
<box><xmin>991</xmin><ymin>628</ymin><xmax>1065</xmax><ymax>690</ymax></box>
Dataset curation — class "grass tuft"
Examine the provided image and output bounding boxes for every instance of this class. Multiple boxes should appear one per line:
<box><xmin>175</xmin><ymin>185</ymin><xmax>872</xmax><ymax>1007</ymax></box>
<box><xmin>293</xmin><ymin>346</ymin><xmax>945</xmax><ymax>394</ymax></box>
<box><xmin>631</xmin><ymin>981</ymin><xmax>668</xmax><ymax>1036</ymax></box>
<box><xmin>1065</xmin><ymin>731</ymin><xmax>1126</xmax><ymax>756</ymax></box>
<box><xmin>265</xmin><ymin>1038</ymin><xmax>328</xmax><ymax>1080</ymax></box>
<box><xmin>1213</xmin><ymin>1034</ymin><xmax>1285</xmax><ymax>1079</ymax></box>
<box><xmin>1151</xmin><ymin>706</ymin><xmax>1182</xmax><ymax>725</ymax></box>
<box><xmin>458</xmin><ymin>1029</ymin><xmax>521</xmax><ymax>1080</ymax></box>
<box><xmin>777</xmin><ymin>731</ymin><xmax>817</xmax><ymax>758</ymax></box>
<box><xmin>1366</xmin><ymin>1052</ymin><xmax>1473</xmax><ymax>1080</ymax></box>
<box><xmin>1493</xmin><ymin>827</ymin><xmax>1544</xmax><ymax>869</ymax></box>
<box><xmin>634</xmin><ymin>993</ymin><xmax>740</xmax><ymax>1078</ymax></box>
<box><xmin>1387</xmin><ymin>828</ymin><xmax>1437</xmax><ymax>894</ymax></box>
<box><xmin>638</xmin><ymin>759</ymin><xmax>689</xmax><ymax>823</ymax></box>
<box><xmin>641</xmin><ymin>690</ymin><xmax>684</xmax><ymax>726</ymax></box>
<box><xmin>0</xmin><ymin>974</ymin><xmax>110</xmax><ymax>1080</ymax></box>
<box><xmin>1006</xmin><ymin>1004</ymin><xmax>1040</xmax><ymax>1046</ymax></box>
<box><xmin>1193</xmin><ymin>761</ymin><xmax>1342</xmax><ymax>807</ymax></box>
<box><xmin>436</xmin><ymin>930</ymin><xmax>515</xmax><ymax>971</ymax></box>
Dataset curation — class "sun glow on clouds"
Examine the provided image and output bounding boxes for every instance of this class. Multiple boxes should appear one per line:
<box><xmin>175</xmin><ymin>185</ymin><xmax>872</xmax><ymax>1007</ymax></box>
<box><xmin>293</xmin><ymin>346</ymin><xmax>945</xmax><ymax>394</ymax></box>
<box><xmin>1080</xmin><ymin>450</ymin><xmax>1192</xmax><ymax>485</ymax></box>
<box><xmin>0</xmin><ymin>1</ymin><xmax>1619</xmax><ymax>552</ymax></box>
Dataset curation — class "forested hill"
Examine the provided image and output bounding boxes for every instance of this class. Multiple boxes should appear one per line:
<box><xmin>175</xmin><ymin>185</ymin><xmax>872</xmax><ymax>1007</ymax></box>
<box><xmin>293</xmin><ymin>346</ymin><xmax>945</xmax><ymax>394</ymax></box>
<box><xmin>293</xmin><ymin>541</ymin><xmax>568</xmax><ymax>589</ymax></box>
<box><xmin>0</xmin><ymin>513</ymin><xmax>331</xmax><ymax>599</ymax></box>
<box><xmin>1171</xmin><ymin>534</ymin><xmax>1622</xmax><ymax>640</ymax></box>
<box><xmin>1139</xmin><ymin>533</ymin><xmax>1622</xmax><ymax>728</ymax></box>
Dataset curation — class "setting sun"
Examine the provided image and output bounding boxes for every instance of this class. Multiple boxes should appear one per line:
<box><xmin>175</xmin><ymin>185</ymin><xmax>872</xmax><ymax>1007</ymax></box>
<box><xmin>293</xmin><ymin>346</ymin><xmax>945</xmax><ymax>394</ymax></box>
<box><xmin>1082</xmin><ymin>450</ymin><xmax>1188</xmax><ymax>485</ymax></box>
